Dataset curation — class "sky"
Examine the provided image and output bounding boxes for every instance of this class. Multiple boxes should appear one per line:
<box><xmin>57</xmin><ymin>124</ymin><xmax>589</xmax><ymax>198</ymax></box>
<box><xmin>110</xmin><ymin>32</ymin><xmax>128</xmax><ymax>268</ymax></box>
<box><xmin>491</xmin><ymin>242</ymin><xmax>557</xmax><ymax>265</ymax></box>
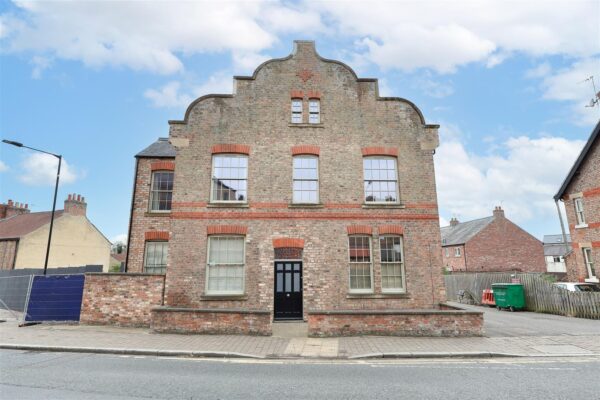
<box><xmin>0</xmin><ymin>0</ymin><xmax>599</xmax><ymax>245</ymax></box>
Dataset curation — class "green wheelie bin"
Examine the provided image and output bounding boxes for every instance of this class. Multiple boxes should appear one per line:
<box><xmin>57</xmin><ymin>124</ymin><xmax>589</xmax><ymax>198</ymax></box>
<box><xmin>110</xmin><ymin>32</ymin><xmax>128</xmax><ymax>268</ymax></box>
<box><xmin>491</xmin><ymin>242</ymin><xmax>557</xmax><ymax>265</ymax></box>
<box><xmin>491</xmin><ymin>283</ymin><xmax>525</xmax><ymax>312</ymax></box>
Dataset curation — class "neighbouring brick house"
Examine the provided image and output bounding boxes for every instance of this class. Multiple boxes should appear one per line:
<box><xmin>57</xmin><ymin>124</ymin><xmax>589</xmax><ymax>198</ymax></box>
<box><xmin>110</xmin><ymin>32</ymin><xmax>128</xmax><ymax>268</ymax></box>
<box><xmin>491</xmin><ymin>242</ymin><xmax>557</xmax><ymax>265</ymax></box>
<box><xmin>115</xmin><ymin>41</ymin><xmax>483</xmax><ymax>336</ymax></box>
<box><xmin>554</xmin><ymin>120</ymin><xmax>600</xmax><ymax>283</ymax></box>
<box><xmin>440</xmin><ymin>207</ymin><xmax>545</xmax><ymax>273</ymax></box>
<box><xmin>0</xmin><ymin>195</ymin><xmax>112</xmax><ymax>271</ymax></box>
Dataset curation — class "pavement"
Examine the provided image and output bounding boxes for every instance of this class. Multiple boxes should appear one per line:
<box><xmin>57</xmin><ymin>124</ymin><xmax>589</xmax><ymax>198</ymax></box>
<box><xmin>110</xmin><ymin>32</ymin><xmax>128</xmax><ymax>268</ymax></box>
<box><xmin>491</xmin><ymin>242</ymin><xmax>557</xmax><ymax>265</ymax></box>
<box><xmin>1</xmin><ymin>303</ymin><xmax>599</xmax><ymax>359</ymax></box>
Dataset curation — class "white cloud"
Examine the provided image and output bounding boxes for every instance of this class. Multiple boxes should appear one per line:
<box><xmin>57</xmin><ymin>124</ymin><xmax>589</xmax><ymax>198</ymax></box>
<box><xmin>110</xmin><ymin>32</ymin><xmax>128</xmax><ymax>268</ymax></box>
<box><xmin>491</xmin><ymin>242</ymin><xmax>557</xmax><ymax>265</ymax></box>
<box><xmin>536</xmin><ymin>58</ymin><xmax>600</xmax><ymax>125</ymax></box>
<box><xmin>414</xmin><ymin>78</ymin><xmax>454</xmax><ymax>98</ymax></box>
<box><xmin>144</xmin><ymin>81</ymin><xmax>193</xmax><ymax>109</ymax></box>
<box><xmin>312</xmin><ymin>1</ymin><xmax>600</xmax><ymax>72</ymax></box>
<box><xmin>0</xmin><ymin>160</ymin><xmax>8</xmax><ymax>172</ymax></box>
<box><xmin>110</xmin><ymin>233</ymin><xmax>127</xmax><ymax>245</ymax></box>
<box><xmin>18</xmin><ymin>153</ymin><xmax>78</xmax><ymax>186</ymax></box>
<box><xmin>435</xmin><ymin>127</ymin><xmax>585</xmax><ymax>227</ymax></box>
<box><xmin>30</xmin><ymin>55</ymin><xmax>52</xmax><ymax>79</ymax></box>
<box><xmin>1</xmin><ymin>1</ymin><xmax>324</xmax><ymax>75</ymax></box>
<box><xmin>145</xmin><ymin>71</ymin><xmax>234</xmax><ymax>109</ymax></box>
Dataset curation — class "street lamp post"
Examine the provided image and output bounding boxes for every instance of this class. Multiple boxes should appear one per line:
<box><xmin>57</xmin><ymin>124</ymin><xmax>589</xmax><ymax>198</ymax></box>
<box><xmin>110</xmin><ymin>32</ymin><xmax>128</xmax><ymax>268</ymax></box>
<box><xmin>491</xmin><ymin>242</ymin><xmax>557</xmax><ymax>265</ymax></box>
<box><xmin>2</xmin><ymin>139</ymin><xmax>62</xmax><ymax>275</ymax></box>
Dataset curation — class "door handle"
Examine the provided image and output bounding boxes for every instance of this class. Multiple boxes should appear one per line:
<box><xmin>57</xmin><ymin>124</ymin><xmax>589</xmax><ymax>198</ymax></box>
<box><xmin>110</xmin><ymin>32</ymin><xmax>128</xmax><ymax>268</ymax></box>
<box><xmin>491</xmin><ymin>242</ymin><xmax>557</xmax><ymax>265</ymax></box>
<box><xmin>286</xmin><ymin>293</ymin><xmax>290</xmax><ymax>297</ymax></box>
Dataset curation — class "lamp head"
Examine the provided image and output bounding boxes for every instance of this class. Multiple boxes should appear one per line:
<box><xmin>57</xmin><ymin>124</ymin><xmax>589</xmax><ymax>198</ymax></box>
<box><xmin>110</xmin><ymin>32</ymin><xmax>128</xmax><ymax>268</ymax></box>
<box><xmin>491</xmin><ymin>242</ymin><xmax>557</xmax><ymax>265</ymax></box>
<box><xmin>2</xmin><ymin>139</ymin><xmax>23</xmax><ymax>147</ymax></box>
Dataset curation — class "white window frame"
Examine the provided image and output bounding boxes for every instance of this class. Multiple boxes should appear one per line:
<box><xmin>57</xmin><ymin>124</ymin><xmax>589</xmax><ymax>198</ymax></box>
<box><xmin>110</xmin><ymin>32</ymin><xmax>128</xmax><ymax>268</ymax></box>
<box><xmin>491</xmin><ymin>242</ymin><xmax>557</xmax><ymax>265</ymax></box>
<box><xmin>149</xmin><ymin>170</ymin><xmax>174</xmax><ymax>212</ymax></box>
<box><xmin>583</xmin><ymin>247</ymin><xmax>596</xmax><ymax>279</ymax></box>
<box><xmin>363</xmin><ymin>156</ymin><xmax>400</xmax><ymax>204</ymax></box>
<box><xmin>143</xmin><ymin>241</ymin><xmax>168</xmax><ymax>274</ymax></box>
<box><xmin>347</xmin><ymin>235</ymin><xmax>374</xmax><ymax>294</ymax></box>
<box><xmin>292</xmin><ymin>155</ymin><xmax>319</xmax><ymax>204</ymax></box>
<box><xmin>291</xmin><ymin>98</ymin><xmax>303</xmax><ymax>124</ymax></box>
<box><xmin>444</xmin><ymin>248</ymin><xmax>449</xmax><ymax>257</ymax></box>
<box><xmin>574</xmin><ymin>198</ymin><xmax>586</xmax><ymax>226</ymax></box>
<box><xmin>455</xmin><ymin>247</ymin><xmax>461</xmax><ymax>257</ymax></box>
<box><xmin>379</xmin><ymin>235</ymin><xmax>406</xmax><ymax>293</ymax></box>
<box><xmin>210</xmin><ymin>154</ymin><xmax>248</xmax><ymax>204</ymax></box>
<box><xmin>205</xmin><ymin>235</ymin><xmax>246</xmax><ymax>296</ymax></box>
<box><xmin>308</xmin><ymin>99</ymin><xmax>320</xmax><ymax>124</ymax></box>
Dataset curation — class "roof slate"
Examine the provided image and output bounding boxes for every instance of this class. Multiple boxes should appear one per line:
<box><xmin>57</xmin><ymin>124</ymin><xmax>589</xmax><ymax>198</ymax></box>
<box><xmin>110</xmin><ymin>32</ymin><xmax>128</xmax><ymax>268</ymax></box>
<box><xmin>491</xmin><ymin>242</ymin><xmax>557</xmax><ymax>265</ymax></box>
<box><xmin>136</xmin><ymin>137</ymin><xmax>176</xmax><ymax>158</ymax></box>
<box><xmin>543</xmin><ymin>243</ymin><xmax>572</xmax><ymax>257</ymax></box>
<box><xmin>440</xmin><ymin>216</ymin><xmax>494</xmax><ymax>246</ymax></box>
<box><xmin>0</xmin><ymin>211</ymin><xmax>65</xmax><ymax>240</ymax></box>
<box><xmin>542</xmin><ymin>234</ymin><xmax>571</xmax><ymax>244</ymax></box>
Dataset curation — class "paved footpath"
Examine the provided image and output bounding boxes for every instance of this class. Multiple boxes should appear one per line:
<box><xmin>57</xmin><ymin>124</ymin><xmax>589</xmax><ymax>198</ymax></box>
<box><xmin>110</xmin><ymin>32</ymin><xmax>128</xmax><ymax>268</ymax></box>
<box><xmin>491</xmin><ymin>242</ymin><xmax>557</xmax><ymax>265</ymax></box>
<box><xmin>1</xmin><ymin>305</ymin><xmax>599</xmax><ymax>359</ymax></box>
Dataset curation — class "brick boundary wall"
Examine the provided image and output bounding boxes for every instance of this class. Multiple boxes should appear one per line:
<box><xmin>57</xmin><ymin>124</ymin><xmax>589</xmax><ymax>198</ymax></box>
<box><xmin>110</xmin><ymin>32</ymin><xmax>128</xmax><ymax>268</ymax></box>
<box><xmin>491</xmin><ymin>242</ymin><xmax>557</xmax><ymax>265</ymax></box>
<box><xmin>80</xmin><ymin>273</ymin><xmax>165</xmax><ymax>327</ymax></box>
<box><xmin>151</xmin><ymin>307</ymin><xmax>272</xmax><ymax>335</ymax></box>
<box><xmin>307</xmin><ymin>303</ymin><xmax>483</xmax><ymax>337</ymax></box>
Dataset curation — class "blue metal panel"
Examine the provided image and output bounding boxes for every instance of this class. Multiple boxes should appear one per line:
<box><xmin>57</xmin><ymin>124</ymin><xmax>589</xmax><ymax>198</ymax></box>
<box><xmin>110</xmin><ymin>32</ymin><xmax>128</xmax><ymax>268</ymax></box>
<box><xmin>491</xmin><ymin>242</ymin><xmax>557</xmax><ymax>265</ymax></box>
<box><xmin>25</xmin><ymin>274</ymin><xmax>85</xmax><ymax>322</ymax></box>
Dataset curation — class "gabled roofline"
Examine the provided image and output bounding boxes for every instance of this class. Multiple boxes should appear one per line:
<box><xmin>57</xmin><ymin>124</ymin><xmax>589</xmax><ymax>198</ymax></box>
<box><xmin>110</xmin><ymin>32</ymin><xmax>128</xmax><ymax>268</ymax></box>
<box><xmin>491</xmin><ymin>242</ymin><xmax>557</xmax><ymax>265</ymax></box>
<box><xmin>554</xmin><ymin>119</ymin><xmax>600</xmax><ymax>200</ymax></box>
<box><xmin>168</xmin><ymin>40</ymin><xmax>433</xmax><ymax>127</ymax></box>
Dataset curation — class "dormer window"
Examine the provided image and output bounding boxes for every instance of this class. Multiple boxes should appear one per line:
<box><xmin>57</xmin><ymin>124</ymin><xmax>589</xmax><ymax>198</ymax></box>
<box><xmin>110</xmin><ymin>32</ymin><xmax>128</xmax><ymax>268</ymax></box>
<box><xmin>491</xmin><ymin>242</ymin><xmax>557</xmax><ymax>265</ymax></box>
<box><xmin>308</xmin><ymin>99</ymin><xmax>320</xmax><ymax>124</ymax></box>
<box><xmin>291</xmin><ymin>99</ymin><xmax>303</xmax><ymax>123</ymax></box>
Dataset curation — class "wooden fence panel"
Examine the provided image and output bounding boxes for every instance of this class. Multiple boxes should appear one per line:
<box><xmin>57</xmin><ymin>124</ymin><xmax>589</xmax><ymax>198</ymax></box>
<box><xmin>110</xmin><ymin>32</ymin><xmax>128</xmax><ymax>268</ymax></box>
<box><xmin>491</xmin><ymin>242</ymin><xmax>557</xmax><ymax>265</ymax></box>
<box><xmin>444</xmin><ymin>272</ymin><xmax>600</xmax><ymax>319</ymax></box>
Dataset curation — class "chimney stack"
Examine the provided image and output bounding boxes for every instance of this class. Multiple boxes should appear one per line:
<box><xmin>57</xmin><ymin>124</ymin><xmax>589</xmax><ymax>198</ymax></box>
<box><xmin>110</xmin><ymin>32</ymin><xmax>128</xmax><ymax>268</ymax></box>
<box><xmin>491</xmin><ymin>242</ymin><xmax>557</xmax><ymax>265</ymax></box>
<box><xmin>0</xmin><ymin>199</ymin><xmax>31</xmax><ymax>219</ymax></box>
<box><xmin>450</xmin><ymin>217</ymin><xmax>459</xmax><ymax>227</ymax></box>
<box><xmin>493</xmin><ymin>206</ymin><xmax>505</xmax><ymax>218</ymax></box>
<box><xmin>64</xmin><ymin>193</ymin><xmax>87</xmax><ymax>216</ymax></box>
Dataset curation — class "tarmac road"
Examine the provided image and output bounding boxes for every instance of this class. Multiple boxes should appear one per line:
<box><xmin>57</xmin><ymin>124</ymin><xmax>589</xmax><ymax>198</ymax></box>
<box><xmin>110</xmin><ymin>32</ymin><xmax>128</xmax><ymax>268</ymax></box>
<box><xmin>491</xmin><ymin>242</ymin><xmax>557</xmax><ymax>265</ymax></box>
<box><xmin>1</xmin><ymin>349</ymin><xmax>599</xmax><ymax>400</ymax></box>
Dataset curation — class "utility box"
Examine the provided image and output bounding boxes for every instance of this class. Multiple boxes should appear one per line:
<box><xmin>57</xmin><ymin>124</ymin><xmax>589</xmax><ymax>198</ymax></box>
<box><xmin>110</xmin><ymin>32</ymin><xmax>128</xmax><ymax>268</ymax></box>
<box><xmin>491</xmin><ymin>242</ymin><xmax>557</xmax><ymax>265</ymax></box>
<box><xmin>491</xmin><ymin>283</ymin><xmax>525</xmax><ymax>311</ymax></box>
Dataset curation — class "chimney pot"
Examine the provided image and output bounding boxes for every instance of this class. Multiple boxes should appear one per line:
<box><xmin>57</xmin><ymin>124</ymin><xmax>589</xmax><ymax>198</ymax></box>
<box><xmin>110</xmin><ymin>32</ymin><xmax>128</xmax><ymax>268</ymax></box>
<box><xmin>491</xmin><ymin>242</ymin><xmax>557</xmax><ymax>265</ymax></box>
<box><xmin>8</xmin><ymin>200</ymin><xmax>13</xmax><ymax>206</ymax></box>
<box><xmin>68</xmin><ymin>194</ymin><xmax>72</xmax><ymax>201</ymax></box>
<box><xmin>450</xmin><ymin>217</ymin><xmax>459</xmax><ymax>227</ymax></box>
<box><xmin>25</xmin><ymin>204</ymin><xmax>28</xmax><ymax>209</ymax></box>
<box><xmin>77</xmin><ymin>194</ymin><xmax>81</xmax><ymax>202</ymax></box>
<box><xmin>81</xmin><ymin>196</ymin><xmax>85</xmax><ymax>202</ymax></box>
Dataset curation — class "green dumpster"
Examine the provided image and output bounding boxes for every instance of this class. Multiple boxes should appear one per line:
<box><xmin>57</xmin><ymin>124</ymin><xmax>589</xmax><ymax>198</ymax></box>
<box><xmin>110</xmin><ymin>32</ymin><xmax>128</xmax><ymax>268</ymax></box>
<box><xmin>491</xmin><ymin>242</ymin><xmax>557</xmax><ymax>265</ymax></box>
<box><xmin>491</xmin><ymin>283</ymin><xmax>525</xmax><ymax>311</ymax></box>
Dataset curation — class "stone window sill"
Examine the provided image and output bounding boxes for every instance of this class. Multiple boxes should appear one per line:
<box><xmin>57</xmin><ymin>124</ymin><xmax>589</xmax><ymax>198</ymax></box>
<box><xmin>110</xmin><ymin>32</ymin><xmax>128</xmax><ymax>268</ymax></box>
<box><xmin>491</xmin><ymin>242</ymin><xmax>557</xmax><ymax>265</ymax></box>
<box><xmin>144</xmin><ymin>212</ymin><xmax>171</xmax><ymax>217</ymax></box>
<box><xmin>288</xmin><ymin>123</ymin><xmax>325</xmax><ymax>128</ymax></box>
<box><xmin>346</xmin><ymin>293</ymin><xmax>410</xmax><ymax>299</ymax></box>
<box><xmin>362</xmin><ymin>203</ymin><xmax>405</xmax><ymax>209</ymax></box>
<box><xmin>288</xmin><ymin>203</ymin><xmax>324</xmax><ymax>209</ymax></box>
<box><xmin>575</xmin><ymin>223</ymin><xmax>588</xmax><ymax>229</ymax></box>
<box><xmin>207</xmin><ymin>203</ymin><xmax>249</xmax><ymax>208</ymax></box>
<box><xmin>200</xmin><ymin>295</ymin><xmax>248</xmax><ymax>301</ymax></box>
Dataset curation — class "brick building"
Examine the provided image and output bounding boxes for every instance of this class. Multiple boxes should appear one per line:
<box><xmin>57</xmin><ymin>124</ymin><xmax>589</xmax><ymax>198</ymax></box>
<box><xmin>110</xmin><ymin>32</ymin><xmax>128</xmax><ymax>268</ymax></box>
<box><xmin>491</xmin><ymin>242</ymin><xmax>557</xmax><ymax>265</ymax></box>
<box><xmin>0</xmin><ymin>195</ymin><xmax>111</xmax><ymax>271</ymax></box>
<box><xmin>121</xmin><ymin>41</ymin><xmax>482</xmax><ymax>336</ymax></box>
<box><xmin>440</xmin><ymin>207</ymin><xmax>545</xmax><ymax>273</ymax></box>
<box><xmin>554</xmin><ymin>120</ymin><xmax>599</xmax><ymax>283</ymax></box>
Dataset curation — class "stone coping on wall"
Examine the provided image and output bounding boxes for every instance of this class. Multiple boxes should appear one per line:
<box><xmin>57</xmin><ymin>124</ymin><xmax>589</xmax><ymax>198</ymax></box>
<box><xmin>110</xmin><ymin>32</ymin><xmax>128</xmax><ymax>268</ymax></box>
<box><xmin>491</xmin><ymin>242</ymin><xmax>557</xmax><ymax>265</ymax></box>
<box><xmin>85</xmin><ymin>272</ymin><xmax>165</xmax><ymax>277</ymax></box>
<box><xmin>308</xmin><ymin>303</ymin><xmax>483</xmax><ymax>316</ymax></box>
<box><xmin>152</xmin><ymin>307</ymin><xmax>270</xmax><ymax>315</ymax></box>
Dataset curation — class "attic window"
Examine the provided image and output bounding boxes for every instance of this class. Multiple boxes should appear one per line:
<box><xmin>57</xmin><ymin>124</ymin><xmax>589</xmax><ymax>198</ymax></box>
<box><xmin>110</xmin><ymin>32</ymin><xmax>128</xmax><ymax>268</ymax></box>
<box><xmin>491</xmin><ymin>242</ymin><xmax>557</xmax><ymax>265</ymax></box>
<box><xmin>308</xmin><ymin>99</ymin><xmax>320</xmax><ymax>124</ymax></box>
<box><xmin>291</xmin><ymin>99</ymin><xmax>303</xmax><ymax>124</ymax></box>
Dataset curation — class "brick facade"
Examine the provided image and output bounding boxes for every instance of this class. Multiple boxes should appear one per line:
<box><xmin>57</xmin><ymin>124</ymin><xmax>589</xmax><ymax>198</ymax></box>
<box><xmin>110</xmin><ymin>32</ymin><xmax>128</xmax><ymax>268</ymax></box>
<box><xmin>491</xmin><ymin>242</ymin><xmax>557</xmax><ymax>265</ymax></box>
<box><xmin>441</xmin><ymin>208</ymin><xmax>545</xmax><ymax>273</ymax></box>
<box><xmin>151</xmin><ymin>308</ymin><xmax>271</xmax><ymax>335</ymax></box>
<box><xmin>123</xmin><ymin>40</ymin><xmax>481</xmax><ymax>336</ymax></box>
<box><xmin>308</xmin><ymin>305</ymin><xmax>483</xmax><ymax>337</ymax></box>
<box><xmin>126</xmin><ymin>157</ymin><xmax>173</xmax><ymax>273</ymax></box>
<box><xmin>558</xmin><ymin>125</ymin><xmax>600</xmax><ymax>282</ymax></box>
<box><xmin>80</xmin><ymin>273</ymin><xmax>165</xmax><ymax>327</ymax></box>
<box><xmin>0</xmin><ymin>240</ymin><xmax>18</xmax><ymax>269</ymax></box>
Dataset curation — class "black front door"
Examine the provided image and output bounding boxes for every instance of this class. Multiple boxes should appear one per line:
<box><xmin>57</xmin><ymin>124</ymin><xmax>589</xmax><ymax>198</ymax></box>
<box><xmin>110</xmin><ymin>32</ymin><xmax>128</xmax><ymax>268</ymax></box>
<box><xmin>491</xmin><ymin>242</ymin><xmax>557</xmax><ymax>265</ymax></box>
<box><xmin>274</xmin><ymin>261</ymin><xmax>302</xmax><ymax>320</ymax></box>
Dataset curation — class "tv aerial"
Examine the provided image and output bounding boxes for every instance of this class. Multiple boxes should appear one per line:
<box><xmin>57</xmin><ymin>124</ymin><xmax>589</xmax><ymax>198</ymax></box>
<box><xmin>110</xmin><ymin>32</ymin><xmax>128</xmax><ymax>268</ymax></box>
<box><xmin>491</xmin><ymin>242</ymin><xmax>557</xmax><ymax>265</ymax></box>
<box><xmin>581</xmin><ymin>76</ymin><xmax>600</xmax><ymax>109</ymax></box>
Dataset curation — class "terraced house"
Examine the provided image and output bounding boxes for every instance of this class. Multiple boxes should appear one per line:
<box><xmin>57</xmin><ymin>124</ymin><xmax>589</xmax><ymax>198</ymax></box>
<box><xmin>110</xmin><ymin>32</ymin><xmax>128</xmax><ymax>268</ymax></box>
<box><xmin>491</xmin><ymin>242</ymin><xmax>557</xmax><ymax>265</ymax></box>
<box><xmin>123</xmin><ymin>41</ymin><xmax>481</xmax><ymax>337</ymax></box>
<box><xmin>555</xmin><ymin>120</ymin><xmax>600</xmax><ymax>283</ymax></box>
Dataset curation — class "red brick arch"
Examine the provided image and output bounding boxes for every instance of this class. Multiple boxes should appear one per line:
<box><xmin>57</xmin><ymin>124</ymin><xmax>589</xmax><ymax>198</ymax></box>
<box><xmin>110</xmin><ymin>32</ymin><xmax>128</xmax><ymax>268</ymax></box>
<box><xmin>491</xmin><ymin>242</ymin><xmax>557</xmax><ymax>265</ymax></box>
<box><xmin>272</xmin><ymin>238</ymin><xmax>305</xmax><ymax>249</ymax></box>
<box><xmin>378</xmin><ymin>225</ymin><xmax>404</xmax><ymax>235</ymax></box>
<box><xmin>361</xmin><ymin>147</ymin><xmax>398</xmax><ymax>157</ymax></box>
<box><xmin>346</xmin><ymin>225</ymin><xmax>373</xmax><ymax>235</ymax></box>
<box><xmin>150</xmin><ymin>161</ymin><xmax>175</xmax><ymax>171</ymax></box>
<box><xmin>206</xmin><ymin>225</ymin><xmax>248</xmax><ymax>235</ymax></box>
<box><xmin>211</xmin><ymin>144</ymin><xmax>251</xmax><ymax>155</ymax></box>
<box><xmin>291</xmin><ymin>145</ymin><xmax>320</xmax><ymax>156</ymax></box>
